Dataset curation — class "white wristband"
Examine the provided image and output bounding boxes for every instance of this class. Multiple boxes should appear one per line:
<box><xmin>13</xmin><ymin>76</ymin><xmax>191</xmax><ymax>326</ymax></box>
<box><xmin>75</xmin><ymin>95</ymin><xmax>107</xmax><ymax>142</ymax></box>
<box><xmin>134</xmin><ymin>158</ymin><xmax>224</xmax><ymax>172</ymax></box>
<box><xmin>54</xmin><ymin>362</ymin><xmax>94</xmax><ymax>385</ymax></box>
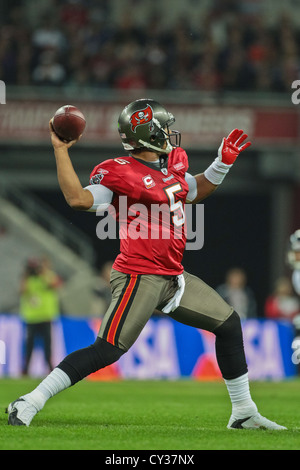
<box><xmin>204</xmin><ymin>158</ymin><xmax>233</xmax><ymax>185</ymax></box>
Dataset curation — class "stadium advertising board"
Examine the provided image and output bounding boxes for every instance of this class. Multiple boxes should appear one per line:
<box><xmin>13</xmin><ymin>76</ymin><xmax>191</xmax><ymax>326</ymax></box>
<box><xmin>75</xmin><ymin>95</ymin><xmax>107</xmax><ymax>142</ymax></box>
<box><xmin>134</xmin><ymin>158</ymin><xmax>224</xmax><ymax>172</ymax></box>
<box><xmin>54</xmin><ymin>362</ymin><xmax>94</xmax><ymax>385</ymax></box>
<box><xmin>0</xmin><ymin>101</ymin><xmax>298</xmax><ymax>148</ymax></box>
<box><xmin>0</xmin><ymin>314</ymin><xmax>296</xmax><ymax>380</ymax></box>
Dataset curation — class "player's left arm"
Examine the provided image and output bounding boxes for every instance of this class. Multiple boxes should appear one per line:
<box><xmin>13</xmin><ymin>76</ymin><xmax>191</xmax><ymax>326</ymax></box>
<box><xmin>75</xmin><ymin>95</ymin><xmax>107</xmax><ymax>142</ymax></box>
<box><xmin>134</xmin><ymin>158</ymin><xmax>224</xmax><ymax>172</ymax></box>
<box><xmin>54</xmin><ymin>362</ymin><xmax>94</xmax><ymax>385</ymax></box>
<box><xmin>186</xmin><ymin>173</ymin><xmax>217</xmax><ymax>203</ymax></box>
<box><xmin>187</xmin><ymin>129</ymin><xmax>251</xmax><ymax>204</ymax></box>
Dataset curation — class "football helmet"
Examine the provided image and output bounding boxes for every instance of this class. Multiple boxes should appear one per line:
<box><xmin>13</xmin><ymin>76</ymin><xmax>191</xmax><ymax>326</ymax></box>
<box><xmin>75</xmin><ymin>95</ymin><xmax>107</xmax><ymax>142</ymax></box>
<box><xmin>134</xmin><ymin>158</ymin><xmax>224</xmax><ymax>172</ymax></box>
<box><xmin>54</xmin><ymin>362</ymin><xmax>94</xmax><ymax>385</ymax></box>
<box><xmin>118</xmin><ymin>99</ymin><xmax>181</xmax><ymax>154</ymax></box>
<box><xmin>287</xmin><ymin>229</ymin><xmax>300</xmax><ymax>269</ymax></box>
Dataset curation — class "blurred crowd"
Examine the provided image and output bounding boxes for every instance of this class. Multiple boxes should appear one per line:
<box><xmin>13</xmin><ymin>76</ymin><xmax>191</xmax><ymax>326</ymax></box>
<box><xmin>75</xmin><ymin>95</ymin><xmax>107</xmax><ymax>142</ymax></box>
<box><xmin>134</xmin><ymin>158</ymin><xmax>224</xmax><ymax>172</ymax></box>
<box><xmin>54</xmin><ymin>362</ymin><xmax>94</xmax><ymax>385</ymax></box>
<box><xmin>0</xmin><ymin>0</ymin><xmax>299</xmax><ymax>92</ymax></box>
<box><xmin>217</xmin><ymin>266</ymin><xmax>300</xmax><ymax>326</ymax></box>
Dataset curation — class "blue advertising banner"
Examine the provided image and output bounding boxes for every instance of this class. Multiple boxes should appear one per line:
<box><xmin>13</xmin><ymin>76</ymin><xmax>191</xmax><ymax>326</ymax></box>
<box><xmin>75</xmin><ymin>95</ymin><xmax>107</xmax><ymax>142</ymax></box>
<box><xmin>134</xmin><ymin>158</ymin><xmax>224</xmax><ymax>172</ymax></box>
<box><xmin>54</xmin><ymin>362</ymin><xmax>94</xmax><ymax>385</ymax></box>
<box><xmin>0</xmin><ymin>314</ymin><xmax>297</xmax><ymax>380</ymax></box>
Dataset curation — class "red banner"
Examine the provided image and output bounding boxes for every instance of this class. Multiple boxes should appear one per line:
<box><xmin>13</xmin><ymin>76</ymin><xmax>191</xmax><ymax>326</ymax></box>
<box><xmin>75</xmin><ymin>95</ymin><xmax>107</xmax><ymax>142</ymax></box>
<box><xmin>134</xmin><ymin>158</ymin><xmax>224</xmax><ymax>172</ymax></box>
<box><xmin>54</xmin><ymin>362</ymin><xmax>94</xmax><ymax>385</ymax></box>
<box><xmin>0</xmin><ymin>100</ymin><xmax>298</xmax><ymax>147</ymax></box>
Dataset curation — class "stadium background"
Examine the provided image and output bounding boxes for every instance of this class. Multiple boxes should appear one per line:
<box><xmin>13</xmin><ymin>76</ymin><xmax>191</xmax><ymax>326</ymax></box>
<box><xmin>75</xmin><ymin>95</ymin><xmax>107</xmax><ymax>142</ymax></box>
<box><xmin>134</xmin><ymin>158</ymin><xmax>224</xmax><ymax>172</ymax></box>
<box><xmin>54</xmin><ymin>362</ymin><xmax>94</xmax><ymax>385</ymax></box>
<box><xmin>0</xmin><ymin>0</ymin><xmax>299</xmax><ymax>380</ymax></box>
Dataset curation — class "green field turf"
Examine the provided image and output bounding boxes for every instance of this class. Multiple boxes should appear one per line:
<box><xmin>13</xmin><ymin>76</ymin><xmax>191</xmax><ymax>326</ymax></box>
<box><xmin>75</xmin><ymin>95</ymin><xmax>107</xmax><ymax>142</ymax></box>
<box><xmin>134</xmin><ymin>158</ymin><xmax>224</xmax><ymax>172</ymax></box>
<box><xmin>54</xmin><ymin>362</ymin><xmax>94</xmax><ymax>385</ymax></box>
<box><xmin>0</xmin><ymin>378</ymin><xmax>299</xmax><ymax>450</ymax></box>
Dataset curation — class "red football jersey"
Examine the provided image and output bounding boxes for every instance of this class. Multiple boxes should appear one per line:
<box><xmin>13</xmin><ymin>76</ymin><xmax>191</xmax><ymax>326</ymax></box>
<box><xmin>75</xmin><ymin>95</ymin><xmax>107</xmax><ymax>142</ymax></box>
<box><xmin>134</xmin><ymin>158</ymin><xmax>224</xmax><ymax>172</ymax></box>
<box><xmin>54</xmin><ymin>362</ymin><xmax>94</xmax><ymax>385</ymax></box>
<box><xmin>89</xmin><ymin>147</ymin><xmax>190</xmax><ymax>275</ymax></box>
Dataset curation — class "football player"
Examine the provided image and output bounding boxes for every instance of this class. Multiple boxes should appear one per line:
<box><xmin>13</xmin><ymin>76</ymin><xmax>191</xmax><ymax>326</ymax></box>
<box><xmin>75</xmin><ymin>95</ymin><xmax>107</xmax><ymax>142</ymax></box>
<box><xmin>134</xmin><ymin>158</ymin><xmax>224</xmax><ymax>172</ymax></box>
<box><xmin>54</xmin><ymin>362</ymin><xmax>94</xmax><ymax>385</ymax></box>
<box><xmin>6</xmin><ymin>99</ymin><xmax>286</xmax><ymax>430</ymax></box>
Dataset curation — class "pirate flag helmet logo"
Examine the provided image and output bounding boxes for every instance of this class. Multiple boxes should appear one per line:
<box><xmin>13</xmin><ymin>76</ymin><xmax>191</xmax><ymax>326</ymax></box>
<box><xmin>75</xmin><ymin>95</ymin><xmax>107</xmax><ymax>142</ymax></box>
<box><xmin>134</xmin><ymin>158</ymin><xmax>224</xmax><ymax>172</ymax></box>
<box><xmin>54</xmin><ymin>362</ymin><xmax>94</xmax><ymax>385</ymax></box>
<box><xmin>130</xmin><ymin>105</ymin><xmax>154</xmax><ymax>133</ymax></box>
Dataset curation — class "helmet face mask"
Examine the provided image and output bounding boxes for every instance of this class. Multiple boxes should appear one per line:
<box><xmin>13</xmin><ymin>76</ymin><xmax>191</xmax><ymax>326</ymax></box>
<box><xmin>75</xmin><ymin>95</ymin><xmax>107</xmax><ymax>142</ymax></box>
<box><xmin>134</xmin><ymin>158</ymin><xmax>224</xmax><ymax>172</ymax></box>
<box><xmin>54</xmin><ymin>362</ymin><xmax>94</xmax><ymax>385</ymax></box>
<box><xmin>118</xmin><ymin>99</ymin><xmax>181</xmax><ymax>154</ymax></box>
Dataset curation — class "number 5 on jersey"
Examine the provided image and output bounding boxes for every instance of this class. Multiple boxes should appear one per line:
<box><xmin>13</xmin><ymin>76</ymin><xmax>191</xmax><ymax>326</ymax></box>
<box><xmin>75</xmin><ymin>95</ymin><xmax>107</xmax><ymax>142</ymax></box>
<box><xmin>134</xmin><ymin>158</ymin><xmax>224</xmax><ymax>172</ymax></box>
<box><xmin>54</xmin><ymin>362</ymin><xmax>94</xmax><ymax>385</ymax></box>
<box><xmin>164</xmin><ymin>183</ymin><xmax>185</xmax><ymax>227</ymax></box>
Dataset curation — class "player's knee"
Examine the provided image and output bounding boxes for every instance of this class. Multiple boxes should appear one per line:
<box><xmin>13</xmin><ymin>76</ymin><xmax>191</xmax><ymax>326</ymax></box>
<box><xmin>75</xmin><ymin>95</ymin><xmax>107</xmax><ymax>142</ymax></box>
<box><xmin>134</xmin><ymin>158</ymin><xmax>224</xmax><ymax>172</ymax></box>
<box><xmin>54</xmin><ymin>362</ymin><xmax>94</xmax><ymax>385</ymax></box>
<box><xmin>57</xmin><ymin>337</ymin><xmax>125</xmax><ymax>385</ymax></box>
<box><xmin>214</xmin><ymin>310</ymin><xmax>242</xmax><ymax>339</ymax></box>
<box><xmin>93</xmin><ymin>337</ymin><xmax>125</xmax><ymax>365</ymax></box>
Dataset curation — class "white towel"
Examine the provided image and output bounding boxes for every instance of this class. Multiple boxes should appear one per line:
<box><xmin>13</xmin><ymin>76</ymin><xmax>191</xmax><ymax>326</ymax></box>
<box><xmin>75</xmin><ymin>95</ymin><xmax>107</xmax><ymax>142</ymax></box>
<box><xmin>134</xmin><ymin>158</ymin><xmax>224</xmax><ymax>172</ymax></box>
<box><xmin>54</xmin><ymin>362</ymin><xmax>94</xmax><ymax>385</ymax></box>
<box><xmin>162</xmin><ymin>274</ymin><xmax>185</xmax><ymax>313</ymax></box>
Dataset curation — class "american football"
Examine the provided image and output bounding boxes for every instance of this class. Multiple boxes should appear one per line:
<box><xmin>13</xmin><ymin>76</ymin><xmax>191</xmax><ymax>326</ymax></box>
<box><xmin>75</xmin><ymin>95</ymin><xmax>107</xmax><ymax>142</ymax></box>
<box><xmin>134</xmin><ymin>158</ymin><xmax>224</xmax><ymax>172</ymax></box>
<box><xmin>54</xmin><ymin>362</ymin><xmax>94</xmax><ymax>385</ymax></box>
<box><xmin>52</xmin><ymin>105</ymin><xmax>86</xmax><ymax>142</ymax></box>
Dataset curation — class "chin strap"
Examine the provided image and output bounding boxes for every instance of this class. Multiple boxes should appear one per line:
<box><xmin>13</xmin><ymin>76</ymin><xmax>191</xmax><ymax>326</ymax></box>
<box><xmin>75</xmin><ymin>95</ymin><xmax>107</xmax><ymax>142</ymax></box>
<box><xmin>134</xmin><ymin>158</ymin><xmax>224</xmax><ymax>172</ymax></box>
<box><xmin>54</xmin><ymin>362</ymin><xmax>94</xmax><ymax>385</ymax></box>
<box><xmin>159</xmin><ymin>154</ymin><xmax>168</xmax><ymax>170</ymax></box>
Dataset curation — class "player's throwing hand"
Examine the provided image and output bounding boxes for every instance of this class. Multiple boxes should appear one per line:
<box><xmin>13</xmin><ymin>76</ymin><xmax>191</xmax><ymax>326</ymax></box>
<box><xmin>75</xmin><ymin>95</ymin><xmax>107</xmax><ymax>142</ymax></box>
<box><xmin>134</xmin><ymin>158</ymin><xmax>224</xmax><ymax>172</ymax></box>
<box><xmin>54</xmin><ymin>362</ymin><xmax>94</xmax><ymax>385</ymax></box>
<box><xmin>49</xmin><ymin>119</ymin><xmax>80</xmax><ymax>150</ymax></box>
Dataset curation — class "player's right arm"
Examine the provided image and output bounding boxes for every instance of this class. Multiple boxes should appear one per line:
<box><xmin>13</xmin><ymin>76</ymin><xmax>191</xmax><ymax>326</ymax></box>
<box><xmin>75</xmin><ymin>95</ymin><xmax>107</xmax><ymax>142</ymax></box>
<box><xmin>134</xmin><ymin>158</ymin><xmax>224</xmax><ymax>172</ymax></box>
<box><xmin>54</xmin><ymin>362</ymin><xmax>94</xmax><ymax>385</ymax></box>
<box><xmin>50</xmin><ymin>120</ymin><xmax>114</xmax><ymax>212</ymax></box>
<box><xmin>50</xmin><ymin>120</ymin><xmax>94</xmax><ymax>210</ymax></box>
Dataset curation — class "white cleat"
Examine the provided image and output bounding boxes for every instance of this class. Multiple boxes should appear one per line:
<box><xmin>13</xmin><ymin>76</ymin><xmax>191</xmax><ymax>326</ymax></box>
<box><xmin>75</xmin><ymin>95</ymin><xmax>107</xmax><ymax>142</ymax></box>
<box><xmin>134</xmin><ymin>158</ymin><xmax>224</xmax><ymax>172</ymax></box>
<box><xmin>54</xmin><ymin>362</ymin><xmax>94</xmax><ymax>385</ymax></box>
<box><xmin>227</xmin><ymin>412</ymin><xmax>287</xmax><ymax>430</ymax></box>
<box><xmin>6</xmin><ymin>398</ymin><xmax>38</xmax><ymax>427</ymax></box>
